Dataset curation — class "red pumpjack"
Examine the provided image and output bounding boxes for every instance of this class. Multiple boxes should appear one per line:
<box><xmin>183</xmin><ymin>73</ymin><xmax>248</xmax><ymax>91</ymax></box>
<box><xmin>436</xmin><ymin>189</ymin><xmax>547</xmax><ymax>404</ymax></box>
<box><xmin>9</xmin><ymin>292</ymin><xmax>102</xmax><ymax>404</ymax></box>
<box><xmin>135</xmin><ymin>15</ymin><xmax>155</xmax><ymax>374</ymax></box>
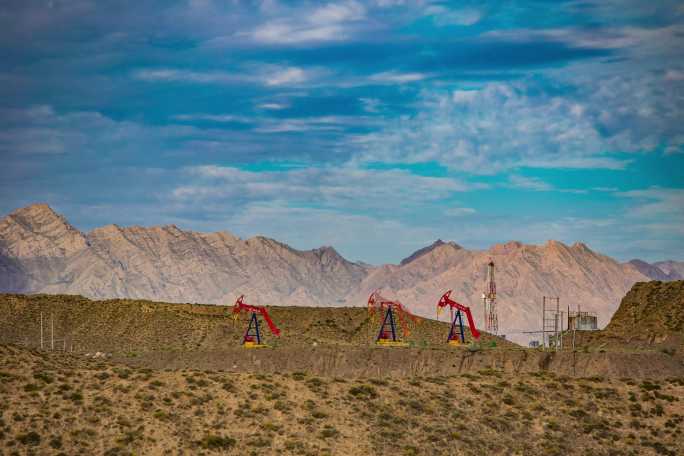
<box><xmin>232</xmin><ymin>295</ymin><xmax>281</xmax><ymax>348</ymax></box>
<box><xmin>368</xmin><ymin>290</ymin><xmax>418</xmax><ymax>346</ymax></box>
<box><xmin>437</xmin><ymin>290</ymin><xmax>480</xmax><ymax>345</ymax></box>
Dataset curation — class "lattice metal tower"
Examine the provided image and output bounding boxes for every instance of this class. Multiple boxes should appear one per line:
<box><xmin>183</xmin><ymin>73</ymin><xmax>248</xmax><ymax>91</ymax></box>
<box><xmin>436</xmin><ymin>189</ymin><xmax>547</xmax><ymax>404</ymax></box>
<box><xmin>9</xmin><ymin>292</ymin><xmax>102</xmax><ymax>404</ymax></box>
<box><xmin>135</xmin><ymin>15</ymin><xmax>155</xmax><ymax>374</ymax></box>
<box><xmin>482</xmin><ymin>259</ymin><xmax>498</xmax><ymax>334</ymax></box>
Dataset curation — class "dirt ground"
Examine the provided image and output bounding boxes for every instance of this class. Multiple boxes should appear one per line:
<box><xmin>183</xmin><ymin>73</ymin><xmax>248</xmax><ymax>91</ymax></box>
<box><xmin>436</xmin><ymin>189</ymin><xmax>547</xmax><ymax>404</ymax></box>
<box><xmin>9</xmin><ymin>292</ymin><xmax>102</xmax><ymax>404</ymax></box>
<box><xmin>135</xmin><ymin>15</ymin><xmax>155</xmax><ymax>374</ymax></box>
<box><xmin>2</xmin><ymin>344</ymin><xmax>684</xmax><ymax>456</ymax></box>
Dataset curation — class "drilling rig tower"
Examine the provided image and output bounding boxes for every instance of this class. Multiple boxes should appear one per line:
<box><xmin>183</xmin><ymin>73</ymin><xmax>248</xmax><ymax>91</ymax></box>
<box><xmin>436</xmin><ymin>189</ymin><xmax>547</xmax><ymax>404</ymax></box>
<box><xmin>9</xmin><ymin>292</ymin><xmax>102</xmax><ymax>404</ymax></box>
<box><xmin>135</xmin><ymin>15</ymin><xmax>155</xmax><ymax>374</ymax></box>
<box><xmin>482</xmin><ymin>259</ymin><xmax>498</xmax><ymax>334</ymax></box>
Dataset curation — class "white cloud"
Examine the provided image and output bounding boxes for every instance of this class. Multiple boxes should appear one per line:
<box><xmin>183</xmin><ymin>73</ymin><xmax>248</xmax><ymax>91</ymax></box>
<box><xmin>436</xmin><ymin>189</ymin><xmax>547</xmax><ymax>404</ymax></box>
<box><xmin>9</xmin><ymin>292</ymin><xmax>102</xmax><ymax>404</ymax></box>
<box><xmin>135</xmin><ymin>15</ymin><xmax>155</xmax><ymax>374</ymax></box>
<box><xmin>247</xmin><ymin>1</ymin><xmax>366</xmax><ymax>45</ymax></box>
<box><xmin>507</xmin><ymin>175</ymin><xmax>553</xmax><ymax>191</ymax></box>
<box><xmin>174</xmin><ymin>164</ymin><xmax>474</xmax><ymax>210</ymax></box>
<box><xmin>425</xmin><ymin>6</ymin><xmax>482</xmax><ymax>26</ymax></box>
<box><xmin>355</xmin><ymin>75</ymin><xmax>683</xmax><ymax>172</ymax></box>
<box><xmin>133</xmin><ymin>65</ymin><xmax>317</xmax><ymax>88</ymax></box>
<box><xmin>264</xmin><ymin>66</ymin><xmax>308</xmax><ymax>86</ymax></box>
<box><xmin>444</xmin><ymin>207</ymin><xmax>476</xmax><ymax>216</ymax></box>
<box><xmin>452</xmin><ymin>90</ymin><xmax>478</xmax><ymax>104</ymax></box>
<box><xmin>257</xmin><ymin>103</ymin><xmax>288</xmax><ymax>110</ymax></box>
<box><xmin>132</xmin><ymin>68</ymin><xmax>238</xmax><ymax>84</ymax></box>
<box><xmin>173</xmin><ymin>114</ymin><xmax>251</xmax><ymax>123</ymax></box>
<box><xmin>368</xmin><ymin>71</ymin><xmax>428</xmax><ymax>84</ymax></box>
<box><xmin>619</xmin><ymin>187</ymin><xmax>684</xmax><ymax>219</ymax></box>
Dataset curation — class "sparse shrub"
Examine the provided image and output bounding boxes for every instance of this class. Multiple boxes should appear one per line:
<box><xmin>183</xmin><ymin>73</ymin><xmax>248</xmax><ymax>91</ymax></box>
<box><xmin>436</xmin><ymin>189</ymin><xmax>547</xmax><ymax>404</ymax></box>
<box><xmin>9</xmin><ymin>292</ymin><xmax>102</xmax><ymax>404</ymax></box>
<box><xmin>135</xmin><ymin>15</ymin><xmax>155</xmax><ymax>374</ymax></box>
<box><xmin>49</xmin><ymin>436</ymin><xmax>63</xmax><ymax>449</ymax></box>
<box><xmin>16</xmin><ymin>431</ymin><xmax>41</xmax><ymax>446</ymax></box>
<box><xmin>320</xmin><ymin>425</ymin><xmax>339</xmax><ymax>439</ymax></box>
<box><xmin>292</xmin><ymin>372</ymin><xmax>306</xmax><ymax>381</ymax></box>
<box><xmin>94</xmin><ymin>372</ymin><xmax>110</xmax><ymax>381</ymax></box>
<box><xmin>33</xmin><ymin>371</ymin><xmax>54</xmax><ymax>383</ymax></box>
<box><xmin>640</xmin><ymin>381</ymin><xmax>661</xmax><ymax>392</ymax></box>
<box><xmin>349</xmin><ymin>385</ymin><xmax>377</xmax><ymax>399</ymax></box>
<box><xmin>311</xmin><ymin>410</ymin><xmax>327</xmax><ymax>419</ymax></box>
<box><xmin>23</xmin><ymin>383</ymin><xmax>41</xmax><ymax>392</ymax></box>
<box><xmin>200</xmin><ymin>434</ymin><xmax>236</xmax><ymax>450</ymax></box>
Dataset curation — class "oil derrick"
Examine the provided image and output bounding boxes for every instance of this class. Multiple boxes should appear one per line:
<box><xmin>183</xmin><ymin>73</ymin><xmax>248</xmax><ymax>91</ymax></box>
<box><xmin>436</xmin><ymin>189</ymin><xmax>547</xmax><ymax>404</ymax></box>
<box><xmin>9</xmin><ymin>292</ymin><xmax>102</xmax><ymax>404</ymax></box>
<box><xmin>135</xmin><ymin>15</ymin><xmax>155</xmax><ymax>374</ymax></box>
<box><xmin>482</xmin><ymin>259</ymin><xmax>498</xmax><ymax>335</ymax></box>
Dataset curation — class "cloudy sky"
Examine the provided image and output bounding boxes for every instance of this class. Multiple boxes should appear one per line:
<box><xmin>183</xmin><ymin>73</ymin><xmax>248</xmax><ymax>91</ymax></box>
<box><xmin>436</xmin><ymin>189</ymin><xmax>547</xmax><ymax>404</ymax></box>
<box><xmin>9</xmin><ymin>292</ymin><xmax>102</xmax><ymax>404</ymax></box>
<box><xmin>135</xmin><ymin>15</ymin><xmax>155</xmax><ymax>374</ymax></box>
<box><xmin>1</xmin><ymin>0</ymin><xmax>683</xmax><ymax>264</ymax></box>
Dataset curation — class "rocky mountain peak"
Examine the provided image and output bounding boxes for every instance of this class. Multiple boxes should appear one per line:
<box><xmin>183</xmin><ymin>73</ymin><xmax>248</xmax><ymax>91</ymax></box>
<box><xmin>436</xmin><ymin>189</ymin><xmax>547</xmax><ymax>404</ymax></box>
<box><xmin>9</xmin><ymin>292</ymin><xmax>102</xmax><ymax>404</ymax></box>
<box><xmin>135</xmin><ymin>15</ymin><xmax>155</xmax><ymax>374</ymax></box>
<box><xmin>399</xmin><ymin>239</ymin><xmax>462</xmax><ymax>266</ymax></box>
<box><xmin>0</xmin><ymin>204</ymin><xmax>87</xmax><ymax>258</ymax></box>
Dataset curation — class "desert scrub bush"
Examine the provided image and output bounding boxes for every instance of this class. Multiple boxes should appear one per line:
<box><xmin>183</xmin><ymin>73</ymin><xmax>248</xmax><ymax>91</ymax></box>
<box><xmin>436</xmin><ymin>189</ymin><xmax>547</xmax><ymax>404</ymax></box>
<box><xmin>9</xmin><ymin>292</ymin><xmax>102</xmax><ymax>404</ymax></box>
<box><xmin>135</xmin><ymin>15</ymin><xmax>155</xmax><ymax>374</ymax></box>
<box><xmin>349</xmin><ymin>384</ymin><xmax>377</xmax><ymax>399</ymax></box>
<box><xmin>199</xmin><ymin>434</ymin><xmax>236</xmax><ymax>450</ymax></box>
<box><xmin>94</xmin><ymin>372</ymin><xmax>110</xmax><ymax>381</ymax></box>
<box><xmin>320</xmin><ymin>425</ymin><xmax>339</xmax><ymax>439</ymax></box>
<box><xmin>261</xmin><ymin>422</ymin><xmax>283</xmax><ymax>432</ymax></box>
<box><xmin>148</xmin><ymin>380</ymin><xmax>164</xmax><ymax>389</ymax></box>
<box><xmin>306</xmin><ymin>377</ymin><xmax>325</xmax><ymax>392</ymax></box>
<box><xmin>16</xmin><ymin>431</ymin><xmax>41</xmax><ymax>446</ymax></box>
<box><xmin>292</xmin><ymin>372</ymin><xmax>306</xmax><ymax>381</ymax></box>
<box><xmin>274</xmin><ymin>400</ymin><xmax>290</xmax><ymax>412</ymax></box>
<box><xmin>113</xmin><ymin>368</ymin><xmax>131</xmax><ymax>379</ymax></box>
<box><xmin>311</xmin><ymin>410</ymin><xmax>327</xmax><ymax>419</ymax></box>
<box><xmin>284</xmin><ymin>439</ymin><xmax>306</xmax><ymax>451</ymax></box>
<box><xmin>502</xmin><ymin>394</ymin><xmax>515</xmax><ymax>405</ymax></box>
<box><xmin>23</xmin><ymin>382</ymin><xmax>41</xmax><ymax>392</ymax></box>
<box><xmin>640</xmin><ymin>381</ymin><xmax>661</xmax><ymax>392</ymax></box>
<box><xmin>33</xmin><ymin>371</ymin><xmax>54</xmax><ymax>383</ymax></box>
<box><xmin>49</xmin><ymin>435</ymin><xmax>63</xmax><ymax>449</ymax></box>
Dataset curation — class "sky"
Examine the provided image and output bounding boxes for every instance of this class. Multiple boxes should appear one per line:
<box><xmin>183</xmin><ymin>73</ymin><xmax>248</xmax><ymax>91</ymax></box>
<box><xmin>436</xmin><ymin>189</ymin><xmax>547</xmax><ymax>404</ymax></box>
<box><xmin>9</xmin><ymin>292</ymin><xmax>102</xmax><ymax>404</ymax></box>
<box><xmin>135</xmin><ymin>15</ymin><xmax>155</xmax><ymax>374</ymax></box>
<box><xmin>0</xmin><ymin>0</ymin><xmax>683</xmax><ymax>265</ymax></box>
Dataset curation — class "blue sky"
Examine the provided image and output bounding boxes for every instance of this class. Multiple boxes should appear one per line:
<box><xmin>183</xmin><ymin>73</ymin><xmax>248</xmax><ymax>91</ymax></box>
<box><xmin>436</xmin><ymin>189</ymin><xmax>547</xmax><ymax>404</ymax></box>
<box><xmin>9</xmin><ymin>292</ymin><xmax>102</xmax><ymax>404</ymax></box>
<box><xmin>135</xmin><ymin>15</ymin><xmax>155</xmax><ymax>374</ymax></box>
<box><xmin>1</xmin><ymin>0</ymin><xmax>683</xmax><ymax>264</ymax></box>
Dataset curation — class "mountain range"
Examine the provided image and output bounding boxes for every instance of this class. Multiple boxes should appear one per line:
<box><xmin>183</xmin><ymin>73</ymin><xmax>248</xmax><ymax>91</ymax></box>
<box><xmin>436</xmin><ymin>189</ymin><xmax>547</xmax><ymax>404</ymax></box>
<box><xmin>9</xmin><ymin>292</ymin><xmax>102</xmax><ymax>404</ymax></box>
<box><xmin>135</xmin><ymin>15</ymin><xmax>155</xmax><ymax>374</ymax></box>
<box><xmin>1</xmin><ymin>204</ymin><xmax>681</xmax><ymax>343</ymax></box>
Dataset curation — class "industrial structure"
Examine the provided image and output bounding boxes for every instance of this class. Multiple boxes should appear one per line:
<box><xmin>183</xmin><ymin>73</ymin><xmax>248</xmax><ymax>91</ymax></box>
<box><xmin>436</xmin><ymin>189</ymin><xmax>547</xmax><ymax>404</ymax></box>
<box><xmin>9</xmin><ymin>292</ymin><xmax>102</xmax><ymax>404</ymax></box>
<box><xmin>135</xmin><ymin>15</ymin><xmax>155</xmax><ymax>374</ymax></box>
<box><xmin>232</xmin><ymin>295</ymin><xmax>281</xmax><ymax>348</ymax></box>
<box><xmin>367</xmin><ymin>290</ymin><xmax>417</xmax><ymax>346</ymax></box>
<box><xmin>567</xmin><ymin>307</ymin><xmax>598</xmax><ymax>331</ymax></box>
<box><xmin>482</xmin><ymin>259</ymin><xmax>498</xmax><ymax>335</ymax></box>
<box><xmin>437</xmin><ymin>290</ymin><xmax>480</xmax><ymax>345</ymax></box>
<box><xmin>542</xmin><ymin>296</ymin><xmax>563</xmax><ymax>350</ymax></box>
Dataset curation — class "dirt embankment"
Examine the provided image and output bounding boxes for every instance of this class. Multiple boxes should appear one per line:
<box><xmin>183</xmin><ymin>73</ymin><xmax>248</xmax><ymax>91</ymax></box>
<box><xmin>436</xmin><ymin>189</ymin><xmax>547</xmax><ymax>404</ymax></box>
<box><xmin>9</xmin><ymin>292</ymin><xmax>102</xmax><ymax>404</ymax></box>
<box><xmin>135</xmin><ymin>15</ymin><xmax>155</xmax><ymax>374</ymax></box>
<box><xmin>572</xmin><ymin>280</ymin><xmax>684</xmax><ymax>351</ymax></box>
<box><xmin>118</xmin><ymin>346</ymin><xmax>684</xmax><ymax>380</ymax></box>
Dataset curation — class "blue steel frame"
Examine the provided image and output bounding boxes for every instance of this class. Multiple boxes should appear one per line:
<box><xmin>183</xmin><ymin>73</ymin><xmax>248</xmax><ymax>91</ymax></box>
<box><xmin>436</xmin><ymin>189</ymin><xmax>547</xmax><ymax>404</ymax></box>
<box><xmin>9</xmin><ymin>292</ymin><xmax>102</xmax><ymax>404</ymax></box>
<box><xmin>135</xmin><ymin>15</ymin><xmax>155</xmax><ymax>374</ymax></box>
<box><xmin>377</xmin><ymin>306</ymin><xmax>398</xmax><ymax>342</ymax></box>
<box><xmin>447</xmin><ymin>310</ymin><xmax>466</xmax><ymax>343</ymax></box>
<box><xmin>243</xmin><ymin>312</ymin><xmax>262</xmax><ymax>344</ymax></box>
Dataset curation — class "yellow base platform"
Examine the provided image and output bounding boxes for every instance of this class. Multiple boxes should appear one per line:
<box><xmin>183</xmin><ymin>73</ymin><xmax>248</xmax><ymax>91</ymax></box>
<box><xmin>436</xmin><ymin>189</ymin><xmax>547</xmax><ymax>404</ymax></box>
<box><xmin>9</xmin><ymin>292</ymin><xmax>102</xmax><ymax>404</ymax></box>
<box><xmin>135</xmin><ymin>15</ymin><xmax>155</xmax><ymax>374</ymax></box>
<box><xmin>448</xmin><ymin>340</ymin><xmax>462</xmax><ymax>346</ymax></box>
<box><xmin>243</xmin><ymin>342</ymin><xmax>269</xmax><ymax>348</ymax></box>
<box><xmin>376</xmin><ymin>340</ymin><xmax>409</xmax><ymax>347</ymax></box>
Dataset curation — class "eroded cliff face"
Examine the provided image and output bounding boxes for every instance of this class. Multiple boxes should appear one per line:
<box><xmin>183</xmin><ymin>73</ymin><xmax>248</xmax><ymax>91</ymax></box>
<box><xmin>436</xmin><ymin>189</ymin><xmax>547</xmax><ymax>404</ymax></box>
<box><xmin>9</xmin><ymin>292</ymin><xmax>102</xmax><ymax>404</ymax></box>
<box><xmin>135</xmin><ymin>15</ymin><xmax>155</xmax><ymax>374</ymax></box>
<box><xmin>0</xmin><ymin>204</ymin><xmax>661</xmax><ymax>335</ymax></box>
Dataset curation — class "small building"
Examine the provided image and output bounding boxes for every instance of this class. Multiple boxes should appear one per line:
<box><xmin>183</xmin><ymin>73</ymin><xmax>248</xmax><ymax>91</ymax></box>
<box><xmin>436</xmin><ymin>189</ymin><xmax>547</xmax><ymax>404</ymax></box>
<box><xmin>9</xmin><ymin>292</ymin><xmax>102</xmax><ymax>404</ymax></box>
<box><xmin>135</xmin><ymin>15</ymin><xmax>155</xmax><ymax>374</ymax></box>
<box><xmin>529</xmin><ymin>340</ymin><xmax>540</xmax><ymax>348</ymax></box>
<box><xmin>568</xmin><ymin>310</ymin><xmax>598</xmax><ymax>331</ymax></box>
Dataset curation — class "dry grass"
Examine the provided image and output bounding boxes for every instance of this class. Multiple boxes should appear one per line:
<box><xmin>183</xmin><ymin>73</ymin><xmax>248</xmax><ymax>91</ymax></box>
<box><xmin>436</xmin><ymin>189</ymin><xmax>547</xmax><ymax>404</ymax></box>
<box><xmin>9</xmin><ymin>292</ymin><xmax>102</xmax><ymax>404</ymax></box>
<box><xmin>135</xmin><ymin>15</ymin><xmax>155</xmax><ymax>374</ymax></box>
<box><xmin>1</xmin><ymin>344</ymin><xmax>683</xmax><ymax>456</ymax></box>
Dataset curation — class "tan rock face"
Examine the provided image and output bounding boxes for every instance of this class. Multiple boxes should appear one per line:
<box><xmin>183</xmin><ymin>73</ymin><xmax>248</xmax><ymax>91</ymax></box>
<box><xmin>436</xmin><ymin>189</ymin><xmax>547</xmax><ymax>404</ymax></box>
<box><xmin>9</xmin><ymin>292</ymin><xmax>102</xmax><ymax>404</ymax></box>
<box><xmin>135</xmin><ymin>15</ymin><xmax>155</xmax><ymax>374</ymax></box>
<box><xmin>0</xmin><ymin>204</ymin><xmax>669</xmax><ymax>340</ymax></box>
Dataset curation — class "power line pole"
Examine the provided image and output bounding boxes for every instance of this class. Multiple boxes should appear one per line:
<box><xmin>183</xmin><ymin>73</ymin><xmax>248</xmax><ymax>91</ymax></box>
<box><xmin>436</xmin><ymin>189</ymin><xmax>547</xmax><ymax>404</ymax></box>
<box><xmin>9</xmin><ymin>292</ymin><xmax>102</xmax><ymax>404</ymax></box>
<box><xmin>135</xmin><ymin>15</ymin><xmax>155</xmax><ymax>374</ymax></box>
<box><xmin>51</xmin><ymin>313</ymin><xmax>54</xmax><ymax>351</ymax></box>
<box><xmin>40</xmin><ymin>312</ymin><xmax>44</xmax><ymax>350</ymax></box>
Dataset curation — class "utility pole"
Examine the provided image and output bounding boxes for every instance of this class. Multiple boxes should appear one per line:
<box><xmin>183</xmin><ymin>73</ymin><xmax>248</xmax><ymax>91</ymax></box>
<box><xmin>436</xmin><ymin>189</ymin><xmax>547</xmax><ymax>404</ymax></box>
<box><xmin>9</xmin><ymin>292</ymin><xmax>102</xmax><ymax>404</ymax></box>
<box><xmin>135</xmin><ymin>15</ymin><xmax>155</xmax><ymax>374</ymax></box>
<box><xmin>51</xmin><ymin>313</ymin><xmax>54</xmax><ymax>351</ymax></box>
<box><xmin>40</xmin><ymin>312</ymin><xmax>44</xmax><ymax>350</ymax></box>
